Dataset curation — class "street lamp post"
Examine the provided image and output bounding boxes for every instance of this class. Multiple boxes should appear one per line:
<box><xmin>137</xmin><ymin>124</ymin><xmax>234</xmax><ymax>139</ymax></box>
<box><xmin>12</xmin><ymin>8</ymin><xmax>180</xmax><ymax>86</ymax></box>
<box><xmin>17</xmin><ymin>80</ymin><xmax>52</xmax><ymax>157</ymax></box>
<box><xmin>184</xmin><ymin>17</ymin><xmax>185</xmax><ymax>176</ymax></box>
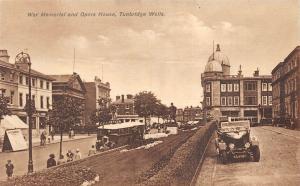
<box><xmin>15</xmin><ymin>52</ymin><xmax>33</xmax><ymax>173</ymax></box>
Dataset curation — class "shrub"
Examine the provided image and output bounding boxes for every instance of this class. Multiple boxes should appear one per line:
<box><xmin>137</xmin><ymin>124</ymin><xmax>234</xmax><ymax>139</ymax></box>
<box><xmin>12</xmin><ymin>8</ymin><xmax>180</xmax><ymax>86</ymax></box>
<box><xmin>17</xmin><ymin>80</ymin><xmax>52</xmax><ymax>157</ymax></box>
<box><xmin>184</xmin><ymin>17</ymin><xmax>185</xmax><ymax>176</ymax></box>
<box><xmin>141</xmin><ymin>122</ymin><xmax>216</xmax><ymax>186</ymax></box>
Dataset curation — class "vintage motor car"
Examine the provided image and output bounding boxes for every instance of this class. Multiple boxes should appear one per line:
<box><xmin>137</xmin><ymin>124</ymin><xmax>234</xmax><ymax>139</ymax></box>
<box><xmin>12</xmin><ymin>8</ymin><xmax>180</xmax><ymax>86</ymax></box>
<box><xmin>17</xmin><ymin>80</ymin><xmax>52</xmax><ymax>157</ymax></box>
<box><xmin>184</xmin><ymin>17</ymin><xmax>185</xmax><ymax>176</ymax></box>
<box><xmin>215</xmin><ymin>120</ymin><xmax>260</xmax><ymax>164</ymax></box>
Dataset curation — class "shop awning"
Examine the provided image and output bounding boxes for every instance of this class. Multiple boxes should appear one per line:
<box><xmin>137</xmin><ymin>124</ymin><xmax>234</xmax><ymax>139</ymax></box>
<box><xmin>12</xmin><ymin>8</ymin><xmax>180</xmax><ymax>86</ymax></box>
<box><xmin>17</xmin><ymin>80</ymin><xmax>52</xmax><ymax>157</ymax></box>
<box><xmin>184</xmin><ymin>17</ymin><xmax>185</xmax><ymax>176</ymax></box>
<box><xmin>0</xmin><ymin>115</ymin><xmax>28</xmax><ymax>130</ymax></box>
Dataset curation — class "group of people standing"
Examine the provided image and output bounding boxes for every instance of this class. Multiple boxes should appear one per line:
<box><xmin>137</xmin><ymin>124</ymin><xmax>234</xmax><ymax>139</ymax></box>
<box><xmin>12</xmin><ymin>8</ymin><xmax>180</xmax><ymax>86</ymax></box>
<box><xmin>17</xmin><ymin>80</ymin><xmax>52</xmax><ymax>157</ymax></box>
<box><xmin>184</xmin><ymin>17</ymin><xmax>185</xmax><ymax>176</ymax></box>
<box><xmin>47</xmin><ymin>148</ymin><xmax>82</xmax><ymax>168</ymax></box>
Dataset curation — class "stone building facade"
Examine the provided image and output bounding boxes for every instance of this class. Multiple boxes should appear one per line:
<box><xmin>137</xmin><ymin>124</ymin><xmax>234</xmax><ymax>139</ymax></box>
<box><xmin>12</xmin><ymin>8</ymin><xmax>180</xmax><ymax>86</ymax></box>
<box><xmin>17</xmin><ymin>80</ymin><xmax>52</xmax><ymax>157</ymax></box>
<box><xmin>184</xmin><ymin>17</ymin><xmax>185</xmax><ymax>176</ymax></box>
<box><xmin>111</xmin><ymin>94</ymin><xmax>144</xmax><ymax>122</ymax></box>
<box><xmin>183</xmin><ymin>106</ymin><xmax>202</xmax><ymax>122</ymax></box>
<box><xmin>84</xmin><ymin>76</ymin><xmax>111</xmax><ymax>125</ymax></box>
<box><xmin>0</xmin><ymin>50</ymin><xmax>54</xmax><ymax>136</ymax></box>
<box><xmin>49</xmin><ymin>73</ymin><xmax>86</xmax><ymax>126</ymax></box>
<box><xmin>201</xmin><ymin>44</ymin><xmax>272</xmax><ymax>124</ymax></box>
<box><xmin>271</xmin><ymin>46</ymin><xmax>299</xmax><ymax>128</ymax></box>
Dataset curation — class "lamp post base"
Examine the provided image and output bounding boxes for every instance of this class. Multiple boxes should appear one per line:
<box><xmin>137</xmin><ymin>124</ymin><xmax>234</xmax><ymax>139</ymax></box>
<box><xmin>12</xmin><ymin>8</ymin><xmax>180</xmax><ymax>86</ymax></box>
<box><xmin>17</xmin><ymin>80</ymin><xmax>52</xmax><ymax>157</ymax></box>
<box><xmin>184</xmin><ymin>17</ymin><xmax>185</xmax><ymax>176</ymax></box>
<box><xmin>28</xmin><ymin>161</ymin><xmax>34</xmax><ymax>174</ymax></box>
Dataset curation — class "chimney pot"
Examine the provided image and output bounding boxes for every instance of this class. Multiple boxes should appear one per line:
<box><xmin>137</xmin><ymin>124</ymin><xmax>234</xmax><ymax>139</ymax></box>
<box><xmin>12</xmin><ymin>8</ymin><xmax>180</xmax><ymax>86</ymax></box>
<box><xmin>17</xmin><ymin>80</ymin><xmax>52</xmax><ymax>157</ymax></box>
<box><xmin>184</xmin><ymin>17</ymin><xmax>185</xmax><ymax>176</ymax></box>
<box><xmin>0</xmin><ymin>50</ymin><xmax>10</xmax><ymax>63</ymax></box>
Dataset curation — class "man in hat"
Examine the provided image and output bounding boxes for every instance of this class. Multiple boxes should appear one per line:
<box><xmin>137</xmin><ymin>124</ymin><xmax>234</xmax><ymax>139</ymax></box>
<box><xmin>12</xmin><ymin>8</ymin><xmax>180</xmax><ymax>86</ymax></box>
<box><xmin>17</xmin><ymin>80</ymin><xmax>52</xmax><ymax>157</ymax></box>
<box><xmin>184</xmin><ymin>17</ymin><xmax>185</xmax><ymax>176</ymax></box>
<box><xmin>47</xmin><ymin>154</ymin><xmax>56</xmax><ymax>168</ymax></box>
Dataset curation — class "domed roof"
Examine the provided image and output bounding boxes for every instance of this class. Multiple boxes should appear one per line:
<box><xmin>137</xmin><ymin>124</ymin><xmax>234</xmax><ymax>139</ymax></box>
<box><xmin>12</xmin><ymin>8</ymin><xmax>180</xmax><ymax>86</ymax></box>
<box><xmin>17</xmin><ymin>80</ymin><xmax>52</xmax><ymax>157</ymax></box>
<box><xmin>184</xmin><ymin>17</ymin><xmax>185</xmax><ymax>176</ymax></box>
<box><xmin>204</xmin><ymin>59</ymin><xmax>222</xmax><ymax>73</ymax></box>
<box><xmin>208</xmin><ymin>44</ymin><xmax>230</xmax><ymax>66</ymax></box>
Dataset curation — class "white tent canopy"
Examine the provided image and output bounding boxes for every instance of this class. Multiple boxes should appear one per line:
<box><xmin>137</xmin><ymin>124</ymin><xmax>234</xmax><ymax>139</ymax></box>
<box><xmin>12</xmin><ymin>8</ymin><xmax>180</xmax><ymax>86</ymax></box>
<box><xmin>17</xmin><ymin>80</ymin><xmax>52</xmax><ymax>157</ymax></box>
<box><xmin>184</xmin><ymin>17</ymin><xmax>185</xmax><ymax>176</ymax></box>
<box><xmin>0</xmin><ymin>115</ymin><xmax>28</xmax><ymax>138</ymax></box>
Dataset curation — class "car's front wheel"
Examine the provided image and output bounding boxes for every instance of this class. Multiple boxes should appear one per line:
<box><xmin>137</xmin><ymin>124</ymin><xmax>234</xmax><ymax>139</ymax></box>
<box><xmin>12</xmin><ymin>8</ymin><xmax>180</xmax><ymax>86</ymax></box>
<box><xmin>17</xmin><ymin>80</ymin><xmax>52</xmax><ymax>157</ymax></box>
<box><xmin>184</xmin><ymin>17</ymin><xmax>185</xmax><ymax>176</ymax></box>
<box><xmin>252</xmin><ymin>146</ymin><xmax>260</xmax><ymax>162</ymax></box>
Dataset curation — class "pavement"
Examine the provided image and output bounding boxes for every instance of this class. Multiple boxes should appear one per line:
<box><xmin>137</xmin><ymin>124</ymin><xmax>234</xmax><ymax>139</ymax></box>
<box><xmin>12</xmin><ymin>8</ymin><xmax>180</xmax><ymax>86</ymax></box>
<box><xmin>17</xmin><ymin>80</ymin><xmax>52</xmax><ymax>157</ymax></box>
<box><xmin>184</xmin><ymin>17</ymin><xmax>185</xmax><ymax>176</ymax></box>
<box><xmin>0</xmin><ymin>134</ymin><xmax>95</xmax><ymax>152</ymax></box>
<box><xmin>0</xmin><ymin>135</ymin><xmax>97</xmax><ymax>181</ymax></box>
<box><xmin>195</xmin><ymin>126</ymin><xmax>300</xmax><ymax>186</ymax></box>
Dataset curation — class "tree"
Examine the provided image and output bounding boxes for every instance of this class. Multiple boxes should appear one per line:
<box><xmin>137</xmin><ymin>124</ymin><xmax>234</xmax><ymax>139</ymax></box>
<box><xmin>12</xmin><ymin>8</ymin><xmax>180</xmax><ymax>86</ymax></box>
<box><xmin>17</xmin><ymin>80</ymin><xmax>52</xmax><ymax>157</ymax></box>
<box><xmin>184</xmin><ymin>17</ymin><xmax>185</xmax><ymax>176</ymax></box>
<box><xmin>90</xmin><ymin>97</ymin><xmax>114</xmax><ymax>126</ymax></box>
<box><xmin>154</xmin><ymin>103</ymin><xmax>168</xmax><ymax>123</ymax></box>
<box><xmin>134</xmin><ymin>91</ymin><xmax>159</xmax><ymax>130</ymax></box>
<box><xmin>90</xmin><ymin>107</ymin><xmax>112</xmax><ymax>125</ymax></box>
<box><xmin>0</xmin><ymin>96</ymin><xmax>11</xmax><ymax>123</ymax></box>
<box><xmin>49</xmin><ymin>96</ymin><xmax>83</xmax><ymax>156</ymax></box>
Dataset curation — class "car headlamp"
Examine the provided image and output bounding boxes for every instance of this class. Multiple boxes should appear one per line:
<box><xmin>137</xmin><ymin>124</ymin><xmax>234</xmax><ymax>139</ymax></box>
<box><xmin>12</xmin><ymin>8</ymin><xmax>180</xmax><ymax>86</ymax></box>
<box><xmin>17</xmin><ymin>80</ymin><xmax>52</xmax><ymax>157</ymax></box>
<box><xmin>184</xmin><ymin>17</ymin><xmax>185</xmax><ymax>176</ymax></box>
<box><xmin>245</xmin><ymin>142</ymin><xmax>251</xmax><ymax>148</ymax></box>
<box><xmin>229</xmin><ymin>143</ymin><xmax>235</xmax><ymax>149</ymax></box>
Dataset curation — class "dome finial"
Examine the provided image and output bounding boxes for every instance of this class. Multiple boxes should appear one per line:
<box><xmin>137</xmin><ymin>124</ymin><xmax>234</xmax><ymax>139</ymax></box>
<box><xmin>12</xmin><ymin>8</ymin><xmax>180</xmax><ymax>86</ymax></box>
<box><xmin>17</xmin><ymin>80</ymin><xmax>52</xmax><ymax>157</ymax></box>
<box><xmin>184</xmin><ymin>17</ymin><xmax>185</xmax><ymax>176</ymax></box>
<box><xmin>216</xmin><ymin>44</ymin><xmax>221</xmax><ymax>52</ymax></box>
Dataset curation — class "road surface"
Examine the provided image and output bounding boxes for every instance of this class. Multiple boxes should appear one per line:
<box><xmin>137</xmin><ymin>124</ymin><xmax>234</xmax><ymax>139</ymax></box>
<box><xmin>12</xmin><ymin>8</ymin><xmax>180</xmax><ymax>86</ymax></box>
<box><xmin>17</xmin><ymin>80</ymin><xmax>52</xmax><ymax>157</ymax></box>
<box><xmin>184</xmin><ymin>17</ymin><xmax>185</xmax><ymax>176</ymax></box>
<box><xmin>0</xmin><ymin>136</ymin><xmax>96</xmax><ymax>181</ymax></box>
<box><xmin>195</xmin><ymin>127</ymin><xmax>300</xmax><ymax>186</ymax></box>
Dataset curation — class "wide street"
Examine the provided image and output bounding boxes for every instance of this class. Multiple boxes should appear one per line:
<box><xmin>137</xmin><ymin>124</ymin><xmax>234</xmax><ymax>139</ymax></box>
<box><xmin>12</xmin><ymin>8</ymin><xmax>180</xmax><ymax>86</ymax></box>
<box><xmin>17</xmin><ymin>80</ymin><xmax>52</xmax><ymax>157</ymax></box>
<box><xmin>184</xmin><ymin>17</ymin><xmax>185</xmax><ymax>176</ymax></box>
<box><xmin>0</xmin><ymin>135</ymin><xmax>96</xmax><ymax>181</ymax></box>
<box><xmin>195</xmin><ymin>126</ymin><xmax>300</xmax><ymax>186</ymax></box>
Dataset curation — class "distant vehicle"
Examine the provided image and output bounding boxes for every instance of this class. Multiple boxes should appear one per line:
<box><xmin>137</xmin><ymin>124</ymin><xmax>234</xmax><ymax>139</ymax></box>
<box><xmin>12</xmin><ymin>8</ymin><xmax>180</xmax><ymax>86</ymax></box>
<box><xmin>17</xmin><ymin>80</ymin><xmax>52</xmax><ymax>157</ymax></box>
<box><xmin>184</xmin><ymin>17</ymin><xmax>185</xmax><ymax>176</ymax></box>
<box><xmin>215</xmin><ymin>120</ymin><xmax>260</xmax><ymax>164</ymax></box>
<box><xmin>97</xmin><ymin>121</ymin><xmax>145</xmax><ymax>147</ymax></box>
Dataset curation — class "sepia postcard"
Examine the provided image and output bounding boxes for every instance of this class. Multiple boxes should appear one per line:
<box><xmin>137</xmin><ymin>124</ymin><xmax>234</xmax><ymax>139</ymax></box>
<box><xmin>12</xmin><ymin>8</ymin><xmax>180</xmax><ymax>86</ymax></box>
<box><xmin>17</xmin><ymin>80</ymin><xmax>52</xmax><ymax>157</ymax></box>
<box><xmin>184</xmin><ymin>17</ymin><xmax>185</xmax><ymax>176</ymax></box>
<box><xmin>0</xmin><ymin>0</ymin><xmax>299</xmax><ymax>185</ymax></box>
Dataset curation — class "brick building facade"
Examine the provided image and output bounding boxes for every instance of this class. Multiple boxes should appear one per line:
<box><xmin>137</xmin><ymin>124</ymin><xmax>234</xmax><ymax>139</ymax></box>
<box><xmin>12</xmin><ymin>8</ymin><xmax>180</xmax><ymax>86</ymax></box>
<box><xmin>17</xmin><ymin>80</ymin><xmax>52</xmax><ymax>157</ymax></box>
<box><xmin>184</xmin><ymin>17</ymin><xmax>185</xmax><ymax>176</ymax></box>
<box><xmin>272</xmin><ymin>46</ymin><xmax>299</xmax><ymax>128</ymax></box>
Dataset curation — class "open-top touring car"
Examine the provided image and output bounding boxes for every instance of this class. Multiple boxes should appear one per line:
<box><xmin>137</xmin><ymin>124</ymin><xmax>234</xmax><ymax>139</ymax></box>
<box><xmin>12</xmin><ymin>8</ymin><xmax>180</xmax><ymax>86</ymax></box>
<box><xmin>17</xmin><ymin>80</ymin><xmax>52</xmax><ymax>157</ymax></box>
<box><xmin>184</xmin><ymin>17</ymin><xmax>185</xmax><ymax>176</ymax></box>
<box><xmin>215</xmin><ymin>120</ymin><xmax>260</xmax><ymax>164</ymax></box>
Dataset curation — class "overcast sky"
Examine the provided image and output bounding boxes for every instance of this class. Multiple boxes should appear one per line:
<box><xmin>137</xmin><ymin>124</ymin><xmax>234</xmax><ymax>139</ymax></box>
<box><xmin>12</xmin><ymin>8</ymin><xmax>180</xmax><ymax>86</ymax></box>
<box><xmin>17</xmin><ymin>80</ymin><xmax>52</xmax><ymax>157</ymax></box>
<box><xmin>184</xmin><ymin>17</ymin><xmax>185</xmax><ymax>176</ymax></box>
<box><xmin>0</xmin><ymin>0</ymin><xmax>299</xmax><ymax>108</ymax></box>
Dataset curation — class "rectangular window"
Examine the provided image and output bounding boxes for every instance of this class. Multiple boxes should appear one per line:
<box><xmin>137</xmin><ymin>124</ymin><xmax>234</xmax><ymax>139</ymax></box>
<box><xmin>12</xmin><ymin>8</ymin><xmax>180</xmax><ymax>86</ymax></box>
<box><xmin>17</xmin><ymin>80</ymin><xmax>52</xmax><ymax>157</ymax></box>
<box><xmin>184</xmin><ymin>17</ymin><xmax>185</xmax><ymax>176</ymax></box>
<box><xmin>227</xmin><ymin>84</ymin><xmax>232</xmax><ymax>92</ymax></box>
<box><xmin>32</xmin><ymin>95</ymin><xmax>35</xmax><ymax>105</ymax></box>
<box><xmin>25</xmin><ymin>77</ymin><xmax>29</xmax><ymax>85</ymax></box>
<box><xmin>46</xmin><ymin>82</ymin><xmax>50</xmax><ymax>90</ymax></box>
<box><xmin>206</xmin><ymin>97</ymin><xmax>211</xmax><ymax>106</ymax></box>
<box><xmin>262</xmin><ymin>96</ymin><xmax>268</xmax><ymax>105</ymax></box>
<box><xmin>19</xmin><ymin>93</ymin><xmax>23</xmax><ymax>107</ymax></box>
<box><xmin>19</xmin><ymin>75</ymin><xmax>23</xmax><ymax>84</ymax></box>
<box><xmin>221</xmin><ymin>97</ymin><xmax>226</xmax><ymax>106</ymax></box>
<box><xmin>245</xmin><ymin>96</ymin><xmax>257</xmax><ymax>105</ymax></box>
<box><xmin>40</xmin><ymin>80</ymin><xmax>44</xmax><ymax>89</ymax></box>
<box><xmin>47</xmin><ymin>97</ymin><xmax>50</xmax><ymax>109</ymax></box>
<box><xmin>245</xmin><ymin>81</ymin><xmax>257</xmax><ymax>91</ymax></box>
<box><xmin>234</xmin><ymin>83</ymin><xmax>239</xmax><ymax>92</ymax></box>
<box><xmin>227</xmin><ymin>97</ymin><xmax>233</xmax><ymax>106</ymax></box>
<box><xmin>0</xmin><ymin>72</ymin><xmax>4</xmax><ymax>80</ymax></box>
<box><xmin>268</xmin><ymin>96</ymin><xmax>272</xmax><ymax>105</ymax></box>
<box><xmin>40</xmin><ymin>96</ymin><xmax>44</xmax><ymax>109</ymax></box>
<box><xmin>221</xmin><ymin>84</ymin><xmax>227</xmax><ymax>92</ymax></box>
<box><xmin>9</xmin><ymin>72</ymin><xmax>13</xmax><ymax>81</ymax></box>
<box><xmin>10</xmin><ymin>91</ymin><xmax>14</xmax><ymax>104</ymax></box>
<box><xmin>234</xmin><ymin>96</ymin><xmax>239</xmax><ymax>106</ymax></box>
<box><xmin>268</xmin><ymin>83</ymin><xmax>272</xmax><ymax>91</ymax></box>
<box><xmin>262</xmin><ymin>83</ymin><xmax>268</xmax><ymax>91</ymax></box>
<box><xmin>26</xmin><ymin>94</ymin><xmax>29</xmax><ymax>103</ymax></box>
<box><xmin>205</xmin><ymin>83</ymin><xmax>211</xmax><ymax>92</ymax></box>
<box><xmin>32</xmin><ymin>78</ymin><xmax>36</xmax><ymax>87</ymax></box>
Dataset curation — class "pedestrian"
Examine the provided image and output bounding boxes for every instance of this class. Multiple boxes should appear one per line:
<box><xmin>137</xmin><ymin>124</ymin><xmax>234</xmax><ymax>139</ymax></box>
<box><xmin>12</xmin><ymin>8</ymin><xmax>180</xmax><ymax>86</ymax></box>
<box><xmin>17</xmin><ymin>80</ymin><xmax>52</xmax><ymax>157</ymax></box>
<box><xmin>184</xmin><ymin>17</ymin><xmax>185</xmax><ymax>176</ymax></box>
<box><xmin>74</xmin><ymin>149</ymin><xmax>82</xmax><ymax>160</ymax></box>
<box><xmin>5</xmin><ymin>160</ymin><xmax>14</xmax><ymax>180</ymax></box>
<box><xmin>47</xmin><ymin>154</ymin><xmax>56</xmax><ymax>168</ymax></box>
<box><xmin>88</xmin><ymin>145</ymin><xmax>96</xmax><ymax>156</ymax></box>
<box><xmin>57</xmin><ymin>154</ymin><xmax>66</xmax><ymax>165</ymax></box>
<box><xmin>50</xmin><ymin>129</ymin><xmax>55</xmax><ymax>141</ymax></box>
<box><xmin>69</xmin><ymin>129</ymin><xmax>72</xmax><ymax>139</ymax></box>
<box><xmin>47</xmin><ymin>135</ymin><xmax>51</xmax><ymax>144</ymax></box>
<box><xmin>66</xmin><ymin>150</ymin><xmax>74</xmax><ymax>162</ymax></box>
<box><xmin>40</xmin><ymin>132</ymin><xmax>46</xmax><ymax>146</ymax></box>
<box><xmin>71</xmin><ymin>129</ymin><xmax>75</xmax><ymax>139</ymax></box>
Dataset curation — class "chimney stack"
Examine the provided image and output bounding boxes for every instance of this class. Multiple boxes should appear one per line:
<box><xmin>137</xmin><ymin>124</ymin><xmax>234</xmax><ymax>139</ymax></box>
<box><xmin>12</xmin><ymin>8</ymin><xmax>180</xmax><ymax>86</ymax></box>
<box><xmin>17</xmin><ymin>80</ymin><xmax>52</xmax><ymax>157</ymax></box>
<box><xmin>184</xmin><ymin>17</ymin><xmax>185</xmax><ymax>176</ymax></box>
<box><xmin>253</xmin><ymin>68</ymin><xmax>259</xmax><ymax>77</ymax></box>
<box><xmin>0</xmin><ymin>50</ymin><xmax>10</xmax><ymax>63</ymax></box>
<box><xmin>116</xmin><ymin>96</ymin><xmax>120</xmax><ymax>100</ymax></box>
<box><xmin>127</xmin><ymin>94</ymin><xmax>133</xmax><ymax>99</ymax></box>
<box><xmin>121</xmin><ymin>95</ymin><xmax>124</xmax><ymax>103</ymax></box>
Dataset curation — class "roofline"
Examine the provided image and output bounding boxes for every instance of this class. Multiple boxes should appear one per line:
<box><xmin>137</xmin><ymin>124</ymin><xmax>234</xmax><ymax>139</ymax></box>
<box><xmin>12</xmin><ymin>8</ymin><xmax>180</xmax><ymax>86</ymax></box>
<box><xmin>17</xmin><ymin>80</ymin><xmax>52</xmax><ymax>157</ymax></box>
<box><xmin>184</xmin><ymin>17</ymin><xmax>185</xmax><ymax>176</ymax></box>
<box><xmin>271</xmin><ymin>62</ymin><xmax>284</xmax><ymax>74</ymax></box>
<box><xmin>284</xmin><ymin>46</ymin><xmax>300</xmax><ymax>62</ymax></box>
